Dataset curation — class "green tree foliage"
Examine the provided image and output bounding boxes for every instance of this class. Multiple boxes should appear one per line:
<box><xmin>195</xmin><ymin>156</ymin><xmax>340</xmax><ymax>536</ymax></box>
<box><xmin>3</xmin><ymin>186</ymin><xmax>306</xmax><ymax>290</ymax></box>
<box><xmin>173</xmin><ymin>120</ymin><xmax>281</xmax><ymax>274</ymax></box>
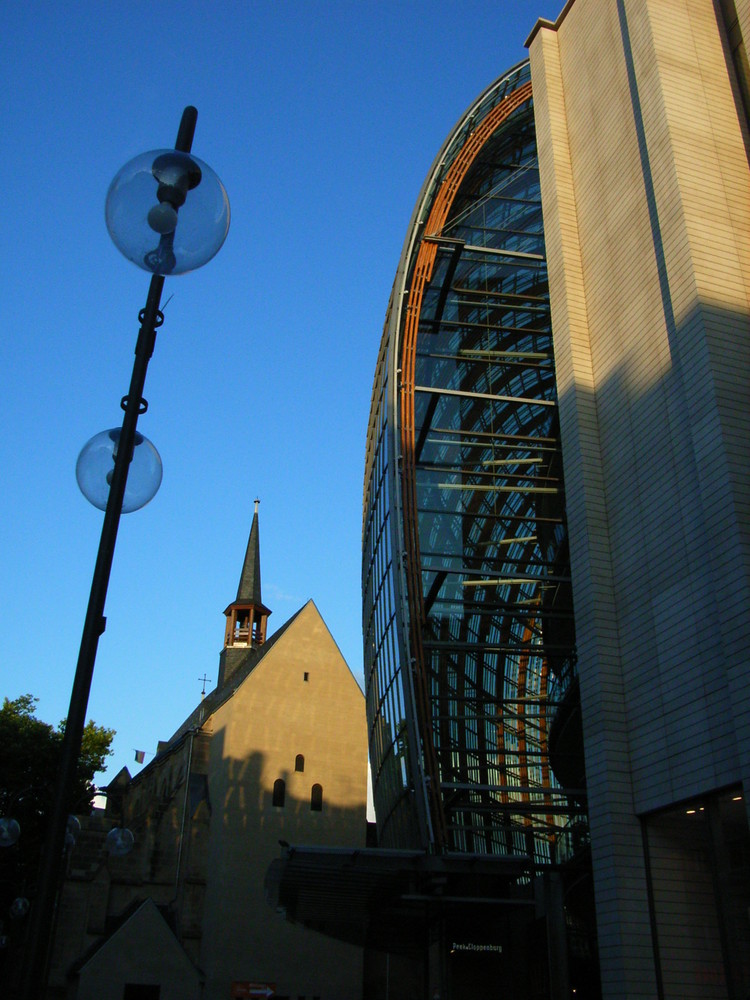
<box><xmin>0</xmin><ymin>694</ymin><xmax>115</xmax><ymax>905</ymax></box>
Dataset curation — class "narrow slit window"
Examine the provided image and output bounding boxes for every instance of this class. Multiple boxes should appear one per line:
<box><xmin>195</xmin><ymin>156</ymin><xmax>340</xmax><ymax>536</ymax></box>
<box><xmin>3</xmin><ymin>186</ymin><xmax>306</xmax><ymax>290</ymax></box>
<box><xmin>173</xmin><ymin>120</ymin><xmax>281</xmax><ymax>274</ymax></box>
<box><xmin>273</xmin><ymin>778</ymin><xmax>286</xmax><ymax>808</ymax></box>
<box><xmin>295</xmin><ymin>754</ymin><xmax>305</xmax><ymax>772</ymax></box>
<box><xmin>310</xmin><ymin>783</ymin><xmax>323</xmax><ymax>812</ymax></box>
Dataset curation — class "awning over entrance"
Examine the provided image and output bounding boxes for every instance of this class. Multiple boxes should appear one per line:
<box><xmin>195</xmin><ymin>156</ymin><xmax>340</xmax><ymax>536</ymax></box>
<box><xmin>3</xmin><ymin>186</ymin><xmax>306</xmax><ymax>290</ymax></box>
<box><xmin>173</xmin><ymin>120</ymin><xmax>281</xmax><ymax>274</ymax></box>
<box><xmin>265</xmin><ymin>845</ymin><xmax>534</xmax><ymax>953</ymax></box>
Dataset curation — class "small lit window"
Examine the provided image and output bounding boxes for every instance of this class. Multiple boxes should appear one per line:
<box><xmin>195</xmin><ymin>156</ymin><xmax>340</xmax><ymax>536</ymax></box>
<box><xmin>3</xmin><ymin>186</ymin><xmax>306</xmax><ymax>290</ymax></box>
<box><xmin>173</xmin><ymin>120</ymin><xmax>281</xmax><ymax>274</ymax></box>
<box><xmin>310</xmin><ymin>783</ymin><xmax>323</xmax><ymax>812</ymax></box>
<box><xmin>273</xmin><ymin>778</ymin><xmax>286</xmax><ymax>808</ymax></box>
<box><xmin>295</xmin><ymin>754</ymin><xmax>304</xmax><ymax>772</ymax></box>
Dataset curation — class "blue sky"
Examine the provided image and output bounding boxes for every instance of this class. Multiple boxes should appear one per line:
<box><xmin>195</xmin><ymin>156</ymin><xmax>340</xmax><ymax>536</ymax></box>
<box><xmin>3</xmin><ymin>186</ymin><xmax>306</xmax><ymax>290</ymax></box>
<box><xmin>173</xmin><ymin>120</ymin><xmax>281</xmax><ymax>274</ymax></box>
<box><xmin>1</xmin><ymin>0</ymin><xmax>563</xmax><ymax>786</ymax></box>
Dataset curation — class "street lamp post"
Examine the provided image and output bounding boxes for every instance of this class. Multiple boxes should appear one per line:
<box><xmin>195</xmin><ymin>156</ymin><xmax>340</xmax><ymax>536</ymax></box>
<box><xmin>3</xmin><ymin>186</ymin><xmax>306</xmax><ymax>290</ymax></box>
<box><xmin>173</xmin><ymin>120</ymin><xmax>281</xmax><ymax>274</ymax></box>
<box><xmin>17</xmin><ymin>107</ymin><xmax>229</xmax><ymax>1000</ymax></box>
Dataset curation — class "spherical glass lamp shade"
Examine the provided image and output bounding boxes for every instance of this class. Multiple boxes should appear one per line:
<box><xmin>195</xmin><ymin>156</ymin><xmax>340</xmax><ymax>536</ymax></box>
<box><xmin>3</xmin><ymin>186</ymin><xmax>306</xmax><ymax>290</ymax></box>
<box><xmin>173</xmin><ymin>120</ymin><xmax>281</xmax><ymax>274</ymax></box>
<box><xmin>66</xmin><ymin>814</ymin><xmax>81</xmax><ymax>847</ymax></box>
<box><xmin>106</xmin><ymin>149</ymin><xmax>230</xmax><ymax>275</ymax></box>
<box><xmin>76</xmin><ymin>428</ymin><xmax>162</xmax><ymax>513</ymax></box>
<box><xmin>106</xmin><ymin>827</ymin><xmax>134</xmax><ymax>857</ymax></box>
<box><xmin>10</xmin><ymin>897</ymin><xmax>30</xmax><ymax>920</ymax></box>
<box><xmin>0</xmin><ymin>818</ymin><xmax>20</xmax><ymax>848</ymax></box>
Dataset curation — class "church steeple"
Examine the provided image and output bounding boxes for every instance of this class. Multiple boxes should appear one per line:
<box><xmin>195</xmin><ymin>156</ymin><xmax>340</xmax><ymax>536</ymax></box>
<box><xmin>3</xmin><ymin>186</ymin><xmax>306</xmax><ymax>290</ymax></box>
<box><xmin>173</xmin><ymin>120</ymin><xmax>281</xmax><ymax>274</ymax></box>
<box><xmin>236</xmin><ymin>498</ymin><xmax>263</xmax><ymax>606</ymax></box>
<box><xmin>218</xmin><ymin>500</ymin><xmax>272</xmax><ymax>688</ymax></box>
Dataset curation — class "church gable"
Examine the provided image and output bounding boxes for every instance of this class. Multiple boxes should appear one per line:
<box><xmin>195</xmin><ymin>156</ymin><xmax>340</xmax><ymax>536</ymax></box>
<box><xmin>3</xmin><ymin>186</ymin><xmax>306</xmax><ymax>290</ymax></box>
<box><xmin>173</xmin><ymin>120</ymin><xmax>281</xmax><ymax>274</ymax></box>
<box><xmin>73</xmin><ymin>898</ymin><xmax>202</xmax><ymax>1000</ymax></box>
<box><xmin>235</xmin><ymin>599</ymin><xmax>360</xmax><ymax>693</ymax></box>
<box><xmin>213</xmin><ymin>600</ymin><xmax>364</xmax><ymax>745</ymax></box>
<box><xmin>207</xmin><ymin>598</ymin><xmax>367</xmax><ymax>837</ymax></box>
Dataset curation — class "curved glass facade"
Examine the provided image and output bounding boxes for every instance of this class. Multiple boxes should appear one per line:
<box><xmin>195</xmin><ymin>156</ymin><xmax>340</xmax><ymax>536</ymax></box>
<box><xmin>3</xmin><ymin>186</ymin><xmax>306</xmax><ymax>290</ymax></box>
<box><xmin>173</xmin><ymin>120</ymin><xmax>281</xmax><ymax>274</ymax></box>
<box><xmin>363</xmin><ymin>61</ymin><xmax>583</xmax><ymax>864</ymax></box>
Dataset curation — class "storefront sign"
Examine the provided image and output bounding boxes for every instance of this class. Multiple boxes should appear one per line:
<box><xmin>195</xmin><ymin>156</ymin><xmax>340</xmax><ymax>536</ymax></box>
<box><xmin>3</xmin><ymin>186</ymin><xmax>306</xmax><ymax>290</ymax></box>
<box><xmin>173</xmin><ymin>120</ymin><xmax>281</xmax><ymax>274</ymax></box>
<box><xmin>450</xmin><ymin>942</ymin><xmax>503</xmax><ymax>955</ymax></box>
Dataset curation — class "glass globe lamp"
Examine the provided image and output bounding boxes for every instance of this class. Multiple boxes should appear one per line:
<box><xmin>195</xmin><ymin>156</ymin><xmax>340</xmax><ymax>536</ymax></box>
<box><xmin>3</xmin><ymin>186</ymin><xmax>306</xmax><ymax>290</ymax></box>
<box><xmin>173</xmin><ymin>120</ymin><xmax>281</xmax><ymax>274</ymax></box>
<box><xmin>0</xmin><ymin>817</ymin><xmax>20</xmax><ymax>848</ymax></box>
<box><xmin>106</xmin><ymin>827</ymin><xmax>135</xmax><ymax>857</ymax></box>
<box><xmin>65</xmin><ymin>814</ymin><xmax>81</xmax><ymax>848</ymax></box>
<box><xmin>106</xmin><ymin>149</ymin><xmax>230</xmax><ymax>275</ymax></box>
<box><xmin>76</xmin><ymin>428</ymin><xmax>162</xmax><ymax>513</ymax></box>
<box><xmin>10</xmin><ymin>897</ymin><xmax>30</xmax><ymax>919</ymax></box>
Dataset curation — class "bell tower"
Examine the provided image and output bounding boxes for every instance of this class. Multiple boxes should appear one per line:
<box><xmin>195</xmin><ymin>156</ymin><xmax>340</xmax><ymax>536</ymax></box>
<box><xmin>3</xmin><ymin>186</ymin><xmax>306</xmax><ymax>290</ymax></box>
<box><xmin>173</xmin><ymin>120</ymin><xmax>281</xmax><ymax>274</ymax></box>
<box><xmin>218</xmin><ymin>499</ymin><xmax>272</xmax><ymax>687</ymax></box>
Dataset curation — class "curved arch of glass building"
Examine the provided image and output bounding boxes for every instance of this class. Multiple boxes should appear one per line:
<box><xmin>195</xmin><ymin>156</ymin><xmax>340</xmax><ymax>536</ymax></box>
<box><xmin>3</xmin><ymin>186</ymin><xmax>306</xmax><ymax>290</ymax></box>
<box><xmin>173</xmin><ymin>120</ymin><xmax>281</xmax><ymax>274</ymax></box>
<box><xmin>362</xmin><ymin>60</ymin><xmax>585</xmax><ymax>865</ymax></box>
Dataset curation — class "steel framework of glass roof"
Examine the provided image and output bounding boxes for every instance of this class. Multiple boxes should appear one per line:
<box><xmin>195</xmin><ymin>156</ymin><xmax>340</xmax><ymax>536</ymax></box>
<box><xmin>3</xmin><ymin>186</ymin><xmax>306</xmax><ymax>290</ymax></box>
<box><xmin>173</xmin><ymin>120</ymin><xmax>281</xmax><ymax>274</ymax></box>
<box><xmin>362</xmin><ymin>60</ymin><xmax>585</xmax><ymax>866</ymax></box>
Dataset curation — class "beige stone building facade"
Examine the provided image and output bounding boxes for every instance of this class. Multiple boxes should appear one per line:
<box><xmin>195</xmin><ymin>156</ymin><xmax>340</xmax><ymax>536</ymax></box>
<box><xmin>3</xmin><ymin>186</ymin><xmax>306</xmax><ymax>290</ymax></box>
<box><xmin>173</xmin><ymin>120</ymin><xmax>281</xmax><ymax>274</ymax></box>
<box><xmin>527</xmin><ymin>1</ymin><xmax>750</xmax><ymax>997</ymax></box>
<box><xmin>49</xmin><ymin>506</ymin><xmax>369</xmax><ymax>1000</ymax></box>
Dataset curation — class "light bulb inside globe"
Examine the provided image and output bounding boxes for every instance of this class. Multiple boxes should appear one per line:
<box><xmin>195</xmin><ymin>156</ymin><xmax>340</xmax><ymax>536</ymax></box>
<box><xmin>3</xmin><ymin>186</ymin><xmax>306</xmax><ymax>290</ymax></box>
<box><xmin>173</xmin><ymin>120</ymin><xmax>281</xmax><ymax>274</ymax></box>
<box><xmin>147</xmin><ymin>202</ymin><xmax>179</xmax><ymax>235</ymax></box>
<box><xmin>76</xmin><ymin>429</ymin><xmax>162</xmax><ymax>513</ymax></box>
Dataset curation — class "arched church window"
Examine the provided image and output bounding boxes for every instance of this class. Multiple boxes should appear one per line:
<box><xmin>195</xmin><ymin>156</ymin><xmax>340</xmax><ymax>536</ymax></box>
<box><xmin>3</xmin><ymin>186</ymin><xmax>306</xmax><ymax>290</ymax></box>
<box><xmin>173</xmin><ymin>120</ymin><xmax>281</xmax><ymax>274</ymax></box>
<box><xmin>273</xmin><ymin>778</ymin><xmax>286</xmax><ymax>808</ymax></box>
<box><xmin>310</xmin><ymin>783</ymin><xmax>323</xmax><ymax>812</ymax></box>
<box><xmin>295</xmin><ymin>754</ymin><xmax>304</xmax><ymax>772</ymax></box>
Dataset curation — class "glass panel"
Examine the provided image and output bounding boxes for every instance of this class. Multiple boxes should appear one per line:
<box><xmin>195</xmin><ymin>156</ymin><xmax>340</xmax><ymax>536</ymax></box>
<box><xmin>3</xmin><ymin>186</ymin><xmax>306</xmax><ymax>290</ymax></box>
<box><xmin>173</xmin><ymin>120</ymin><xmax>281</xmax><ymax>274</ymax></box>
<box><xmin>408</xmin><ymin>98</ymin><xmax>578</xmax><ymax>861</ymax></box>
<box><xmin>363</xmin><ymin>60</ymin><xmax>583</xmax><ymax>861</ymax></box>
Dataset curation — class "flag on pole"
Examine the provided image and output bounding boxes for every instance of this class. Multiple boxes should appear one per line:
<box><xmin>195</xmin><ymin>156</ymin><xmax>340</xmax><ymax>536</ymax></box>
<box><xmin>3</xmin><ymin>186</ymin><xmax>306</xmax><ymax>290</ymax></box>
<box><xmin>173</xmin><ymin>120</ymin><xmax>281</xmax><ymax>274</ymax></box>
<box><xmin>134</xmin><ymin>750</ymin><xmax>146</xmax><ymax>764</ymax></box>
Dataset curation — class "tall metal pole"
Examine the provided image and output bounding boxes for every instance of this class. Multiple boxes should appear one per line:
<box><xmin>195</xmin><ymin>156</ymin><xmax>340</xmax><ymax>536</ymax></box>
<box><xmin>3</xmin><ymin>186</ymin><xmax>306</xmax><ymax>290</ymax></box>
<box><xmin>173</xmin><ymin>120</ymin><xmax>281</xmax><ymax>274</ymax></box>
<box><xmin>17</xmin><ymin>107</ymin><xmax>197</xmax><ymax>1000</ymax></box>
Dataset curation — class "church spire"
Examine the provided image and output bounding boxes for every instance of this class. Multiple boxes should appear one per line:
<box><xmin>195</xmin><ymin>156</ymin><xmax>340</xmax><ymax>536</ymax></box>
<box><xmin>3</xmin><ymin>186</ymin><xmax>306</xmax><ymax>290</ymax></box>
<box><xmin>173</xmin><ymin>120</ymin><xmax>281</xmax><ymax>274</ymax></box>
<box><xmin>236</xmin><ymin>498</ymin><xmax>262</xmax><ymax>605</ymax></box>
<box><xmin>218</xmin><ymin>499</ymin><xmax>272</xmax><ymax>688</ymax></box>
